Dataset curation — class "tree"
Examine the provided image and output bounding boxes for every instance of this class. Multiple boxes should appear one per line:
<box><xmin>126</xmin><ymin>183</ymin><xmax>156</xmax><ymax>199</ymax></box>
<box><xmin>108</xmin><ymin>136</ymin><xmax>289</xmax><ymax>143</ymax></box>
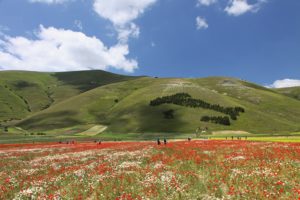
<box><xmin>201</xmin><ymin>116</ymin><xmax>210</xmax><ymax>122</ymax></box>
<box><xmin>150</xmin><ymin>93</ymin><xmax>245</xmax><ymax>120</ymax></box>
<box><xmin>163</xmin><ymin>109</ymin><xmax>174</xmax><ymax>119</ymax></box>
<box><xmin>200</xmin><ymin>116</ymin><xmax>231</xmax><ymax>126</ymax></box>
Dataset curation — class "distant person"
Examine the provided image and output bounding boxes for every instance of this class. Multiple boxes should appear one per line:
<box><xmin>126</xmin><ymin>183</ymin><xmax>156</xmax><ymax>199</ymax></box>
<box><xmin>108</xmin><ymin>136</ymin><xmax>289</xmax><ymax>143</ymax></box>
<box><xmin>98</xmin><ymin>140</ymin><xmax>101</xmax><ymax>145</ymax></box>
<box><xmin>188</xmin><ymin>137</ymin><xmax>191</xmax><ymax>142</ymax></box>
<box><xmin>164</xmin><ymin>138</ymin><xmax>167</xmax><ymax>145</ymax></box>
<box><xmin>157</xmin><ymin>138</ymin><xmax>161</xmax><ymax>145</ymax></box>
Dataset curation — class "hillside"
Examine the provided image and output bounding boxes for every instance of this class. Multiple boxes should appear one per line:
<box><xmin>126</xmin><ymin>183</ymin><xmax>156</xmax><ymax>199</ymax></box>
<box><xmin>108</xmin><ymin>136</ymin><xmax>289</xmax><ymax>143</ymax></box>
<box><xmin>0</xmin><ymin>70</ymin><xmax>139</xmax><ymax>123</ymax></box>
<box><xmin>275</xmin><ymin>87</ymin><xmax>300</xmax><ymax>101</ymax></box>
<box><xmin>15</xmin><ymin>76</ymin><xmax>300</xmax><ymax>135</ymax></box>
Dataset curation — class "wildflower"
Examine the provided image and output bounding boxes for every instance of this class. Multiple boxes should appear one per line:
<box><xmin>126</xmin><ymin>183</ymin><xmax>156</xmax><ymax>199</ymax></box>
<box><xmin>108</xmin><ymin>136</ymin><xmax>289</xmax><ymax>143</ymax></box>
<box><xmin>276</xmin><ymin>181</ymin><xmax>285</xmax><ymax>186</ymax></box>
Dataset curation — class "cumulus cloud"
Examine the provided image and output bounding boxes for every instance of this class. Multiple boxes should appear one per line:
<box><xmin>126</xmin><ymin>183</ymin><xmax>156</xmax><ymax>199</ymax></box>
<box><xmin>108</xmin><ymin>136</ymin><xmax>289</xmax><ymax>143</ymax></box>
<box><xmin>196</xmin><ymin>16</ymin><xmax>208</xmax><ymax>30</ymax></box>
<box><xmin>29</xmin><ymin>0</ymin><xmax>72</xmax><ymax>4</ymax></box>
<box><xmin>268</xmin><ymin>79</ymin><xmax>300</xmax><ymax>88</ymax></box>
<box><xmin>93</xmin><ymin>0</ymin><xmax>157</xmax><ymax>43</ymax></box>
<box><xmin>93</xmin><ymin>0</ymin><xmax>157</xmax><ymax>26</ymax></box>
<box><xmin>197</xmin><ymin>0</ymin><xmax>217</xmax><ymax>7</ymax></box>
<box><xmin>225</xmin><ymin>0</ymin><xmax>266</xmax><ymax>16</ymax></box>
<box><xmin>0</xmin><ymin>26</ymin><xmax>137</xmax><ymax>72</ymax></box>
<box><xmin>115</xmin><ymin>23</ymin><xmax>140</xmax><ymax>43</ymax></box>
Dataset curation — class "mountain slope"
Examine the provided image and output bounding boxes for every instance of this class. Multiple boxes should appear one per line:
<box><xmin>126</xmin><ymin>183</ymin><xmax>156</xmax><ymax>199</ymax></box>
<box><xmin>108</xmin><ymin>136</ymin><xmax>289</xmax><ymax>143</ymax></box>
<box><xmin>0</xmin><ymin>70</ymin><xmax>139</xmax><ymax>122</ymax></box>
<box><xmin>274</xmin><ymin>87</ymin><xmax>300</xmax><ymax>101</ymax></box>
<box><xmin>17</xmin><ymin>77</ymin><xmax>300</xmax><ymax>134</ymax></box>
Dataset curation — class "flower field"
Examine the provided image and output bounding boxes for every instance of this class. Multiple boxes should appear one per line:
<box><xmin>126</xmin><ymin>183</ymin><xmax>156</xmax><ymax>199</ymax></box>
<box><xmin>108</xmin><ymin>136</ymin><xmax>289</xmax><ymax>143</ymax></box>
<box><xmin>0</xmin><ymin>140</ymin><xmax>300</xmax><ymax>200</ymax></box>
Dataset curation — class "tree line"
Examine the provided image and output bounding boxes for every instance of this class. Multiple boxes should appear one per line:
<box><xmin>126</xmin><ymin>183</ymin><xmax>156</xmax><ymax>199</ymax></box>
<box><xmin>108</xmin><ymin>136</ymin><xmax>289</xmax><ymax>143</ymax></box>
<box><xmin>200</xmin><ymin>116</ymin><xmax>231</xmax><ymax>126</ymax></box>
<box><xmin>149</xmin><ymin>93</ymin><xmax>245</xmax><ymax>120</ymax></box>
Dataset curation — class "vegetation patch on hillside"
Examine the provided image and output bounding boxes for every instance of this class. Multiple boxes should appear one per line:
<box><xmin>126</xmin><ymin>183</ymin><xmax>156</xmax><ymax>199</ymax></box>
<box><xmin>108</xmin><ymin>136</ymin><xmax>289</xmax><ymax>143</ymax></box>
<box><xmin>150</xmin><ymin>93</ymin><xmax>245</xmax><ymax>125</ymax></box>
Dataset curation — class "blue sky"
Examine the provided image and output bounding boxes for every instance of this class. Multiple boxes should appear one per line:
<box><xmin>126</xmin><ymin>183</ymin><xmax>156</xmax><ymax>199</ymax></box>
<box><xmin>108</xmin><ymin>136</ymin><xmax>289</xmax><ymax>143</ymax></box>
<box><xmin>0</xmin><ymin>0</ymin><xmax>299</xmax><ymax>87</ymax></box>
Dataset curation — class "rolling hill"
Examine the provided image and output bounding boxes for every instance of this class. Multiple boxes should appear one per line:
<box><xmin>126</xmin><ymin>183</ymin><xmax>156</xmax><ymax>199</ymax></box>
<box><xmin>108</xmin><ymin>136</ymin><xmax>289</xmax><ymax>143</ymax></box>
<box><xmin>1</xmin><ymin>71</ymin><xmax>298</xmax><ymax>137</ymax></box>
<box><xmin>0</xmin><ymin>70</ymin><xmax>139</xmax><ymax>123</ymax></box>
<box><xmin>275</xmin><ymin>87</ymin><xmax>300</xmax><ymax>101</ymax></box>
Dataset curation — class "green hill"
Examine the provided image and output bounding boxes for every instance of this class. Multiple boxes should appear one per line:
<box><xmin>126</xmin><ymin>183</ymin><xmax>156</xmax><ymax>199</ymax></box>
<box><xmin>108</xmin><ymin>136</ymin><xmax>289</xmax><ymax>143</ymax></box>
<box><xmin>14</xmin><ymin>76</ymin><xmax>300</xmax><ymax>136</ymax></box>
<box><xmin>0</xmin><ymin>70</ymin><xmax>139</xmax><ymax>123</ymax></box>
<box><xmin>274</xmin><ymin>87</ymin><xmax>300</xmax><ymax>101</ymax></box>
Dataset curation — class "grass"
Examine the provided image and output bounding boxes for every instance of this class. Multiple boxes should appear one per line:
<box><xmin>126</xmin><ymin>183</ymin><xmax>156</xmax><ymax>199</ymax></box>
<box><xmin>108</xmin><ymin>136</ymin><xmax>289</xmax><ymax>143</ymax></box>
<box><xmin>16</xmin><ymin>77</ymin><xmax>300</xmax><ymax>135</ymax></box>
<box><xmin>76</xmin><ymin>125</ymin><xmax>107</xmax><ymax>136</ymax></box>
<box><xmin>0</xmin><ymin>70</ymin><xmax>139</xmax><ymax>122</ymax></box>
<box><xmin>1</xmin><ymin>70</ymin><xmax>300</xmax><ymax>137</ymax></box>
<box><xmin>209</xmin><ymin>132</ymin><xmax>300</xmax><ymax>143</ymax></box>
<box><xmin>275</xmin><ymin>86</ymin><xmax>300</xmax><ymax>100</ymax></box>
<box><xmin>2</xmin><ymin>129</ymin><xmax>300</xmax><ymax>144</ymax></box>
<box><xmin>210</xmin><ymin>136</ymin><xmax>300</xmax><ymax>143</ymax></box>
<box><xmin>248</xmin><ymin>136</ymin><xmax>300</xmax><ymax>142</ymax></box>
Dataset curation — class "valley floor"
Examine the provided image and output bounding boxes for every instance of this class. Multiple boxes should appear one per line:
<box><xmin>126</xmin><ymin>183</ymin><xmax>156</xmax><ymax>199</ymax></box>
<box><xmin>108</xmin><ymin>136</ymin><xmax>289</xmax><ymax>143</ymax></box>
<box><xmin>0</xmin><ymin>140</ymin><xmax>300</xmax><ymax>199</ymax></box>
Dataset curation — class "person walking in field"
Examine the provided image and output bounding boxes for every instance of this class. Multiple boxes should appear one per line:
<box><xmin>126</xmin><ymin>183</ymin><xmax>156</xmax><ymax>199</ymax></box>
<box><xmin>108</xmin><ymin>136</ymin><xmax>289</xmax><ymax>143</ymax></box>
<box><xmin>164</xmin><ymin>138</ymin><xmax>167</xmax><ymax>145</ymax></box>
<box><xmin>157</xmin><ymin>138</ymin><xmax>161</xmax><ymax>145</ymax></box>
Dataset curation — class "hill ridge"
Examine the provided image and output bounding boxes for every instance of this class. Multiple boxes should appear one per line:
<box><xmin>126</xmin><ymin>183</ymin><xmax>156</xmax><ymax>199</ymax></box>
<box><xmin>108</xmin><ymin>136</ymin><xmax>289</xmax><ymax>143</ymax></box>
<box><xmin>0</xmin><ymin>71</ymin><xmax>300</xmax><ymax>135</ymax></box>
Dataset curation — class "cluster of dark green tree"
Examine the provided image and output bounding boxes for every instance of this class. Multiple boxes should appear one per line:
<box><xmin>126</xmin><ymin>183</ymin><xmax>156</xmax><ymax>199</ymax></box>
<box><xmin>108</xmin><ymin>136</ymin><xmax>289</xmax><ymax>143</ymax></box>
<box><xmin>150</xmin><ymin>93</ymin><xmax>245</xmax><ymax>120</ymax></box>
<box><xmin>0</xmin><ymin>124</ymin><xmax>8</xmax><ymax>133</ymax></box>
<box><xmin>200</xmin><ymin>116</ymin><xmax>231</xmax><ymax>126</ymax></box>
<box><xmin>162</xmin><ymin>109</ymin><xmax>174</xmax><ymax>119</ymax></box>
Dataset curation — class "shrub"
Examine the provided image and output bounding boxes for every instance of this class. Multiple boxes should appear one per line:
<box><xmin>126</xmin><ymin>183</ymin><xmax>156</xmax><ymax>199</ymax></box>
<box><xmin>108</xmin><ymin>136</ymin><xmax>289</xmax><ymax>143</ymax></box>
<box><xmin>163</xmin><ymin>109</ymin><xmax>174</xmax><ymax>119</ymax></box>
<box><xmin>201</xmin><ymin>116</ymin><xmax>231</xmax><ymax>126</ymax></box>
<box><xmin>150</xmin><ymin>93</ymin><xmax>245</xmax><ymax>120</ymax></box>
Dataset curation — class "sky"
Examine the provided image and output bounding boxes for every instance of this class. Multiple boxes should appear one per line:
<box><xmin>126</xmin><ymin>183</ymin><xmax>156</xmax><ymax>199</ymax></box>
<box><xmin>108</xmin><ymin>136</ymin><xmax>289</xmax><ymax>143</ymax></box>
<box><xmin>0</xmin><ymin>0</ymin><xmax>299</xmax><ymax>87</ymax></box>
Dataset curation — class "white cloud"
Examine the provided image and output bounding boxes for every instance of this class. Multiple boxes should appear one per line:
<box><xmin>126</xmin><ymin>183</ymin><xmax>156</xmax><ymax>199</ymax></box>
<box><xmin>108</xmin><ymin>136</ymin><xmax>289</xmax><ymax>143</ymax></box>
<box><xmin>116</xmin><ymin>23</ymin><xmax>140</xmax><ymax>43</ymax></box>
<box><xmin>268</xmin><ymin>79</ymin><xmax>300</xmax><ymax>88</ymax></box>
<box><xmin>0</xmin><ymin>26</ymin><xmax>138</xmax><ymax>72</ymax></box>
<box><xmin>225</xmin><ymin>0</ymin><xmax>266</xmax><ymax>16</ymax></box>
<box><xmin>93</xmin><ymin>0</ymin><xmax>157</xmax><ymax>43</ymax></box>
<box><xmin>225</xmin><ymin>0</ymin><xmax>253</xmax><ymax>16</ymax></box>
<box><xmin>29</xmin><ymin>0</ymin><xmax>72</xmax><ymax>4</ymax></box>
<box><xmin>93</xmin><ymin>0</ymin><xmax>157</xmax><ymax>26</ymax></box>
<box><xmin>197</xmin><ymin>0</ymin><xmax>217</xmax><ymax>7</ymax></box>
<box><xmin>196</xmin><ymin>16</ymin><xmax>208</xmax><ymax>30</ymax></box>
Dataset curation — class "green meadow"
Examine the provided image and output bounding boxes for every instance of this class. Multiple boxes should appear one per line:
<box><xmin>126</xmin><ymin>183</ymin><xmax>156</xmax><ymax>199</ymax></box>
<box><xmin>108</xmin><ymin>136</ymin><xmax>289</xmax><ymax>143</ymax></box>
<box><xmin>1</xmin><ymin>70</ymin><xmax>300</xmax><ymax>143</ymax></box>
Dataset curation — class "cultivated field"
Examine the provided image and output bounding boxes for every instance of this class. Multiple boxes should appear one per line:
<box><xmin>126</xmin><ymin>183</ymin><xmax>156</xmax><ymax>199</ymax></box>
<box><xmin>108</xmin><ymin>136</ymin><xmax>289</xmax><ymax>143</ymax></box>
<box><xmin>0</xmin><ymin>140</ymin><xmax>300</xmax><ymax>199</ymax></box>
